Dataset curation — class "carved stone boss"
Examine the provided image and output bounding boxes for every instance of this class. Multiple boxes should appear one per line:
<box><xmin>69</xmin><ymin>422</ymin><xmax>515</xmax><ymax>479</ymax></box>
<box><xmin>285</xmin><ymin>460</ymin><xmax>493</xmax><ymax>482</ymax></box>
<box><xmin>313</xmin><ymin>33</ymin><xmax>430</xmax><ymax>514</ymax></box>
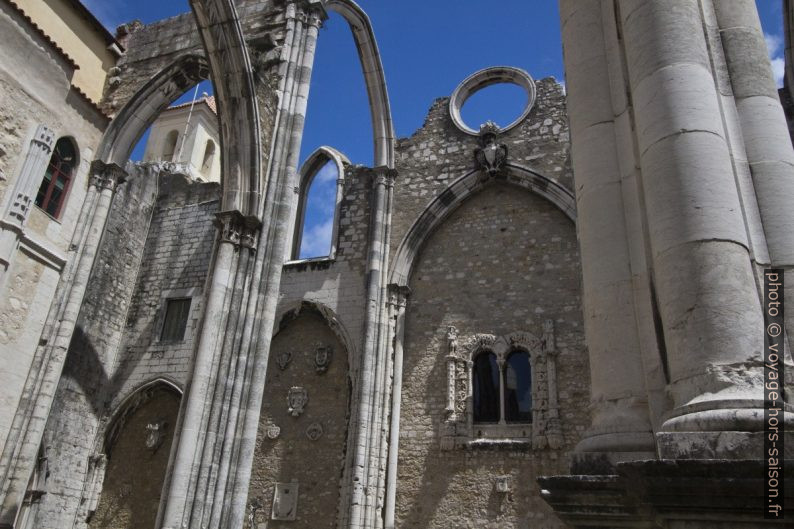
<box><xmin>441</xmin><ymin>321</ymin><xmax>562</xmax><ymax>450</ymax></box>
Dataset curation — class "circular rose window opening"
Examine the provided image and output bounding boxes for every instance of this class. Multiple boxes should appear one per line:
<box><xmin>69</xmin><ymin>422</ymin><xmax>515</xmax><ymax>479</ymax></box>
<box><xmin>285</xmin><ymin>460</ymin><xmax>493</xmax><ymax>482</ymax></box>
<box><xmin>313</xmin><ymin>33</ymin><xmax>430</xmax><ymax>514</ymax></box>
<box><xmin>449</xmin><ymin>67</ymin><xmax>536</xmax><ymax>135</ymax></box>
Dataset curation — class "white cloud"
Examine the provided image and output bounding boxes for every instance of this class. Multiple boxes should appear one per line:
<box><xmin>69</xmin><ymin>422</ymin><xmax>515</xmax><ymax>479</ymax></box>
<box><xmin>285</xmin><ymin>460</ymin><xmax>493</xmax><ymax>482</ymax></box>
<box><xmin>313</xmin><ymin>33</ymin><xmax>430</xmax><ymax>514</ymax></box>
<box><xmin>764</xmin><ymin>32</ymin><xmax>786</xmax><ymax>88</ymax></box>
<box><xmin>771</xmin><ymin>57</ymin><xmax>786</xmax><ymax>89</ymax></box>
<box><xmin>299</xmin><ymin>218</ymin><xmax>333</xmax><ymax>258</ymax></box>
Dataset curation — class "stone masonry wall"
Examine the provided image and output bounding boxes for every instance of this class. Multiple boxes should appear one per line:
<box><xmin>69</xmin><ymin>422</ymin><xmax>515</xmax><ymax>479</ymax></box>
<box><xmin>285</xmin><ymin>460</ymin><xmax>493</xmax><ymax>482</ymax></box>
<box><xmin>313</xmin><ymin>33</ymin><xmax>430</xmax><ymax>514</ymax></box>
<box><xmin>395</xmin><ymin>183</ymin><xmax>587</xmax><ymax>529</ymax></box>
<box><xmin>88</xmin><ymin>387</ymin><xmax>181</xmax><ymax>529</ymax></box>
<box><xmin>35</xmin><ymin>169</ymin><xmax>220</xmax><ymax>528</ymax></box>
<box><xmin>389</xmin><ymin>76</ymin><xmax>585</xmax><ymax>528</ymax></box>
<box><xmin>389</xmin><ymin>77</ymin><xmax>572</xmax><ymax>264</ymax></box>
<box><xmin>0</xmin><ymin>0</ymin><xmax>108</xmax><ymax>449</ymax></box>
<box><xmin>276</xmin><ymin>164</ymin><xmax>373</xmax><ymax>379</ymax></box>
<box><xmin>35</xmin><ymin>165</ymin><xmax>160</xmax><ymax>529</ymax></box>
<box><xmin>246</xmin><ymin>309</ymin><xmax>351</xmax><ymax>528</ymax></box>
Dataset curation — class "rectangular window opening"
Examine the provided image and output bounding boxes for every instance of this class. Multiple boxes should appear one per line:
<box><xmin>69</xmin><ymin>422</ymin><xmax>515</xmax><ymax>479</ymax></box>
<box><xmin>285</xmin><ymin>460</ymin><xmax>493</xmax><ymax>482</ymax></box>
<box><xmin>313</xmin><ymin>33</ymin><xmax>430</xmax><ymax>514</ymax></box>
<box><xmin>160</xmin><ymin>298</ymin><xmax>192</xmax><ymax>342</ymax></box>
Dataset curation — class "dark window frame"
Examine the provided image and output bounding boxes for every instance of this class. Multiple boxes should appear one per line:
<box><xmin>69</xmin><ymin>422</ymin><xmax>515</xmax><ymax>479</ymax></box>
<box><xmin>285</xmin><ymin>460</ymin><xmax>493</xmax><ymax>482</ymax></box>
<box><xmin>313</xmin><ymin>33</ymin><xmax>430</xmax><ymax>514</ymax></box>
<box><xmin>472</xmin><ymin>347</ymin><xmax>532</xmax><ymax>425</ymax></box>
<box><xmin>35</xmin><ymin>138</ymin><xmax>76</xmax><ymax>219</ymax></box>
<box><xmin>159</xmin><ymin>297</ymin><xmax>192</xmax><ymax>343</ymax></box>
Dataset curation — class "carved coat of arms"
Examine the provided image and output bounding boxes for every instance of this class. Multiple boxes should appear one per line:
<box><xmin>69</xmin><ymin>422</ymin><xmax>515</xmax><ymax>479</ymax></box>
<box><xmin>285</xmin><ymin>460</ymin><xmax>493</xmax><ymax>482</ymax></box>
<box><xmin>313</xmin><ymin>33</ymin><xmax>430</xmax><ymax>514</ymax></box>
<box><xmin>314</xmin><ymin>346</ymin><xmax>333</xmax><ymax>374</ymax></box>
<box><xmin>287</xmin><ymin>386</ymin><xmax>308</xmax><ymax>417</ymax></box>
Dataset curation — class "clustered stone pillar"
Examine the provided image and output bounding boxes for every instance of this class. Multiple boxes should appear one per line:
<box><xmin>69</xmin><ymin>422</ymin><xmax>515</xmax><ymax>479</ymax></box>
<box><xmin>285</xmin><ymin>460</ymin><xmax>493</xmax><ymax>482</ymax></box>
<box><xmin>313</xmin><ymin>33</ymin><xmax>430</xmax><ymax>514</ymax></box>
<box><xmin>0</xmin><ymin>125</ymin><xmax>55</xmax><ymax>285</ymax></box>
<box><xmin>0</xmin><ymin>160</ymin><xmax>126</xmax><ymax>527</ymax></box>
<box><xmin>559</xmin><ymin>0</ymin><xmax>794</xmax><ymax>465</ymax></box>
<box><xmin>344</xmin><ymin>166</ymin><xmax>396</xmax><ymax>529</ymax></box>
<box><xmin>383</xmin><ymin>284</ymin><xmax>409</xmax><ymax>529</ymax></box>
<box><xmin>618</xmin><ymin>0</ymin><xmax>776</xmax><ymax>454</ymax></box>
<box><xmin>158</xmin><ymin>2</ymin><xmax>326</xmax><ymax>528</ymax></box>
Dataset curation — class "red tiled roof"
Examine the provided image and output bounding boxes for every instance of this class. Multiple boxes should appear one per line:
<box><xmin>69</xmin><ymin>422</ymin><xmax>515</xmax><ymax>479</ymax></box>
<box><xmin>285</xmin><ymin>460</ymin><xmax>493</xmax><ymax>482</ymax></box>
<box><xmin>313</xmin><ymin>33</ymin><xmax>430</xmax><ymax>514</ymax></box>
<box><xmin>71</xmin><ymin>84</ymin><xmax>111</xmax><ymax>121</ymax></box>
<box><xmin>167</xmin><ymin>95</ymin><xmax>217</xmax><ymax>115</ymax></box>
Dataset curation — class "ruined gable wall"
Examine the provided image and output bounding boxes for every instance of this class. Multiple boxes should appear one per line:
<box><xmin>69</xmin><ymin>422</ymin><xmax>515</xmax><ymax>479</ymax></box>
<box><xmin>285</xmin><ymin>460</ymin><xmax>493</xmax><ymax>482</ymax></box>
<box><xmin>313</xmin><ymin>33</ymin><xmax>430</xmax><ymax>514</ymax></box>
<box><xmin>391</xmin><ymin>77</ymin><xmax>587</xmax><ymax>528</ymax></box>
<box><xmin>35</xmin><ymin>165</ymin><xmax>160</xmax><ymax>529</ymax></box>
<box><xmin>389</xmin><ymin>77</ymin><xmax>572</xmax><ymax>265</ymax></box>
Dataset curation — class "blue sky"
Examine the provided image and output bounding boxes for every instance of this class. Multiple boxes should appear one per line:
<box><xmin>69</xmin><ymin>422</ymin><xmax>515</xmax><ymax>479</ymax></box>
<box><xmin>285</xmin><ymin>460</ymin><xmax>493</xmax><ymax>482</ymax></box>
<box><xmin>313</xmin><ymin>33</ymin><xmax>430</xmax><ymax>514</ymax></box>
<box><xmin>85</xmin><ymin>0</ymin><xmax>786</xmax><ymax>257</ymax></box>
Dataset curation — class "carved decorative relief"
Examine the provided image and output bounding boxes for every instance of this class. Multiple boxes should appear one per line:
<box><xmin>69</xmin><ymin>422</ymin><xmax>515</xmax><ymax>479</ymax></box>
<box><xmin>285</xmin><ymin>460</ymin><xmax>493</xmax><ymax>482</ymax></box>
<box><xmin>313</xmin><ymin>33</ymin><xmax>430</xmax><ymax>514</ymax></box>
<box><xmin>266</xmin><ymin>424</ymin><xmax>281</xmax><ymax>440</ymax></box>
<box><xmin>145</xmin><ymin>420</ymin><xmax>167</xmax><ymax>452</ymax></box>
<box><xmin>474</xmin><ymin>121</ymin><xmax>508</xmax><ymax>178</ymax></box>
<box><xmin>287</xmin><ymin>386</ymin><xmax>308</xmax><ymax>417</ymax></box>
<box><xmin>89</xmin><ymin>160</ymin><xmax>127</xmax><ymax>192</ymax></box>
<box><xmin>314</xmin><ymin>345</ymin><xmax>333</xmax><ymax>374</ymax></box>
<box><xmin>440</xmin><ymin>321</ymin><xmax>562</xmax><ymax>451</ymax></box>
<box><xmin>305</xmin><ymin>422</ymin><xmax>323</xmax><ymax>441</ymax></box>
<box><xmin>276</xmin><ymin>351</ymin><xmax>293</xmax><ymax>371</ymax></box>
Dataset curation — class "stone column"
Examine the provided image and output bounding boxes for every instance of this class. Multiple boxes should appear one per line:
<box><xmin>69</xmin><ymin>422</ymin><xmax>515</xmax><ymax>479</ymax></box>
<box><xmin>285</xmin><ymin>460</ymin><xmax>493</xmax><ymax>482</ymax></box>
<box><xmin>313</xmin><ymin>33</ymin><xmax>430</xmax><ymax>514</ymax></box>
<box><xmin>346</xmin><ymin>166</ymin><xmax>396</xmax><ymax>529</ymax></box>
<box><xmin>383</xmin><ymin>285</ymin><xmax>409</xmax><ymax>529</ymax></box>
<box><xmin>0</xmin><ymin>161</ymin><xmax>126</xmax><ymax>527</ymax></box>
<box><xmin>559</xmin><ymin>0</ymin><xmax>655</xmax><ymax>461</ymax></box>
<box><xmin>0</xmin><ymin>125</ymin><xmax>55</xmax><ymax>285</ymax></box>
<box><xmin>158</xmin><ymin>2</ymin><xmax>325</xmax><ymax>528</ymax></box>
<box><xmin>714</xmin><ymin>0</ymin><xmax>794</xmax><ymax>267</ymax></box>
<box><xmin>612</xmin><ymin>0</ymin><xmax>787</xmax><ymax>456</ymax></box>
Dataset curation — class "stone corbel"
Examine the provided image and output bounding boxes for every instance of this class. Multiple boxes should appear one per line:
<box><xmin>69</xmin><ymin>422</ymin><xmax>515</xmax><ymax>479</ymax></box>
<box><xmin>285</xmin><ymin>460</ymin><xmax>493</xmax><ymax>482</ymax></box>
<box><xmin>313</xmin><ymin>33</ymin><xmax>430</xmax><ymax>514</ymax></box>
<box><xmin>83</xmin><ymin>454</ymin><xmax>107</xmax><ymax>520</ymax></box>
<box><xmin>372</xmin><ymin>166</ymin><xmax>398</xmax><ymax>189</ymax></box>
<box><xmin>216</xmin><ymin>211</ymin><xmax>262</xmax><ymax>249</ymax></box>
<box><xmin>89</xmin><ymin>160</ymin><xmax>127</xmax><ymax>192</ymax></box>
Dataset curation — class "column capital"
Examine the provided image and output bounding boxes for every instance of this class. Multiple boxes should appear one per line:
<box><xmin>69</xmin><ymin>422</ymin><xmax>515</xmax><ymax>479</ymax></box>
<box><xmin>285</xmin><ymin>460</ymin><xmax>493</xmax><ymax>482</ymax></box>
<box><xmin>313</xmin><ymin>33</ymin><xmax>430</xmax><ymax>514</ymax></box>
<box><xmin>387</xmin><ymin>283</ymin><xmax>411</xmax><ymax>307</ymax></box>
<box><xmin>215</xmin><ymin>210</ymin><xmax>262</xmax><ymax>249</ymax></box>
<box><xmin>372</xmin><ymin>166</ymin><xmax>398</xmax><ymax>189</ymax></box>
<box><xmin>288</xmin><ymin>0</ymin><xmax>327</xmax><ymax>25</ymax></box>
<box><xmin>88</xmin><ymin>160</ymin><xmax>127</xmax><ymax>191</ymax></box>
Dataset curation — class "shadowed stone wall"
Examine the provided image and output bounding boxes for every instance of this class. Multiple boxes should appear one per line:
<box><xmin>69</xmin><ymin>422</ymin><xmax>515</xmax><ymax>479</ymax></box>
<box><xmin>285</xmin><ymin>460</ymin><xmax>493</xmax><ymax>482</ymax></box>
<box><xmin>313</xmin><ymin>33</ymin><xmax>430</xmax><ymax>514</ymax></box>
<box><xmin>88</xmin><ymin>387</ymin><xmax>180</xmax><ymax>529</ymax></box>
<box><xmin>246</xmin><ymin>309</ymin><xmax>351</xmax><ymax>528</ymax></box>
<box><xmin>35</xmin><ymin>169</ymin><xmax>220</xmax><ymax>528</ymax></box>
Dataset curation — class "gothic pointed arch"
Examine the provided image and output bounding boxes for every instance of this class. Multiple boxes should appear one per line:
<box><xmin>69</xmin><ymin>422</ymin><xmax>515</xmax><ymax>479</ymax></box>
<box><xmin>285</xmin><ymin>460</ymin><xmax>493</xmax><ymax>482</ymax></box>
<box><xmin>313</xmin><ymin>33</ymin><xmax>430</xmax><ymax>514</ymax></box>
<box><xmin>86</xmin><ymin>379</ymin><xmax>183</xmax><ymax>529</ymax></box>
<box><xmin>189</xmin><ymin>0</ymin><xmax>262</xmax><ymax>218</ymax></box>
<box><xmin>96</xmin><ymin>53</ymin><xmax>210</xmax><ymax>168</ymax></box>
<box><xmin>292</xmin><ymin>146</ymin><xmax>350</xmax><ymax>259</ymax></box>
<box><xmin>326</xmin><ymin>0</ymin><xmax>395</xmax><ymax>167</ymax></box>
<box><xmin>389</xmin><ymin>164</ymin><xmax>577</xmax><ymax>286</ymax></box>
<box><xmin>274</xmin><ymin>299</ymin><xmax>358</xmax><ymax>368</ymax></box>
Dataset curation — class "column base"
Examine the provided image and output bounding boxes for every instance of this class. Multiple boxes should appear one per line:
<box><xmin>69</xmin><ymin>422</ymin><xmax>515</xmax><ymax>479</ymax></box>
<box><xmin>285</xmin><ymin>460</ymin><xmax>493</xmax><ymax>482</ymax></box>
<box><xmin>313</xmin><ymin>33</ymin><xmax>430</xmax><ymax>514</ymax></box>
<box><xmin>657</xmin><ymin>405</ymin><xmax>794</xmax><ymax>459</ymax></box>
<box><xmin>539</xmin><ymin>459</ymin><xmax>794</xmax><ymax>528</ymax></box>
<box><xmin>657</xmin><ymin>430</ymin><xmax>794</xmax><ymax>460</ymax></box>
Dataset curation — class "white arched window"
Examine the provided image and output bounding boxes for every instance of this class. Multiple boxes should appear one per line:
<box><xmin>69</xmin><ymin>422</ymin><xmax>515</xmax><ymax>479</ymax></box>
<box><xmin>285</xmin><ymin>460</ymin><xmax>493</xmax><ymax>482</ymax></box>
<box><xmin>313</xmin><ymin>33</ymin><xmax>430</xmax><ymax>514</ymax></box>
<box><xmin>201</xmin><ymin>140</ymin><xmax>215</xmax><ymax>176</ymax></box>
<box><xmin>292</xmin><ymin>147</ymin><xmax>349</xmax><ymax>260</ymax></box>
<box><xmin>162</xmin><ymin>130</ymin><xmax>179</xmax><ymax>161</ymax></box>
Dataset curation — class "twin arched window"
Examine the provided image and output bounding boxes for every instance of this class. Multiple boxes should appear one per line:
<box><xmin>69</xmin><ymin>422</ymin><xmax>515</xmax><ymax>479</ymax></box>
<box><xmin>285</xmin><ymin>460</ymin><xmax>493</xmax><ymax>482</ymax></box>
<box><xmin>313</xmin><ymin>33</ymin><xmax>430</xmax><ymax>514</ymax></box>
<box><xmin>35</xmin><ymin>137</ymin><xmax>77</xmax><ymax>219</ymax></box>
<box><xmin>473</xmin><ymin>350</ymin><xmax>532</xmax><ymax>424</ymax></box>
